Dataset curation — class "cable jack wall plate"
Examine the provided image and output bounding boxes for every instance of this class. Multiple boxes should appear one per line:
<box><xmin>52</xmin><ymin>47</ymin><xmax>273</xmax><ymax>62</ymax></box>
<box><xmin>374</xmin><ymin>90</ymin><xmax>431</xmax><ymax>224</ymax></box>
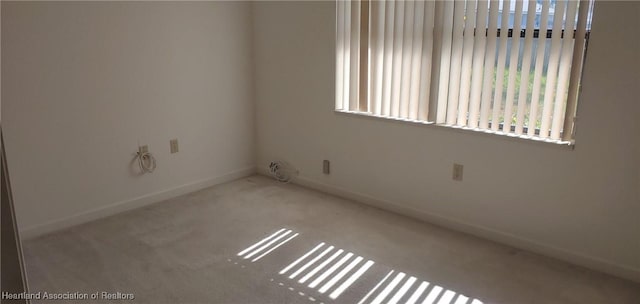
<box><xmin>170</xmin><ymin>139</ymin><xmax>179</xmax><ymax>154</ymax></box>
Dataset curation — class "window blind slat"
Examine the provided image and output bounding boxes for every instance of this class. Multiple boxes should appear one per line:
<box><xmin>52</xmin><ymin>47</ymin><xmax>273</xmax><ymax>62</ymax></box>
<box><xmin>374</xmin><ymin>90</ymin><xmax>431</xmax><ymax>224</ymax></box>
<box><xmin>479</xmin><ymin>0</ymin><xmax>500</xmax><ymax>129</ymax></box>
<box><xmin>435</xmin><ymin>0</ymin><xmax>455</xmax><ymax>124</ymax></box>
<box><xmin>381</xmin><ymin>0</ymin><xmax>395</xmax><ymax>116</ymax></box>
<box><xmin>349</xmin><ymin>0</ymin><xmax>361</xmax><ymax>111</ymax></box>
<box><xmin>502</xmin><ymin>0</ymin><xmax>524</xmax><ymax>134</ymax></box>
<box><xmin>370</xmin><ymin>0</ymin><xmax>385</xmax><ymax>115</ymax></box>
<box><xmin>359</xmin><ymin>0</ymin><xmax>370</xmax><ymax>112</ymax></box>
<box><xmin>446</xmin><ymin>0</ymin><xmax>466</xmax><ymax>125</ymax></box>
<box><xmin>335</xmin><ymin>0</ymin><xmax>346</xmax><ymax>110</ymax></box>
<box><xmin>467</xmin><ymin>0</ymin><xmax>489</xmax><ymax>128</ymax></box>
<box><xmin>491</xmin><ymin>0</ymin><xmax>512</xmax><ymax>131</ymax></box>
<box><xmin>526</xmin><ymin>0</ymin><xmax>551</xmax><ymax>136</ymax></box>
<box><xmin>390</xmin><ymin>0</ymin><xmax>405</xmax><ymax>117</ymax></box>
<box><xmin>408</xmin><ymin>0</ymin><xmax>426</xmax><ymax>120</ymax></box>
<box><xmin>514</xmin><ymin>0</ymin><xmax>537</xmax><ymax>135</ymax></box>
<box><xmin>399</xmin><ymin>0</ymin><xmax>416</xmax><ymax>119</ymax></box>
<box><xmin>562</xmin><ymin>0</ymin><xmax>591</xmax><ymax>141</ymax></box>
<box><xmin>419</xmin><ymin>0</ymin><xmax>436</xmax><ymax>121</ymax></box>
<box><xmin>456</xmin><ymin>0</ymin><xmax>477</xmax><ymax>126</ymax></box>
<box><xmin>551</xmin><ymin>0</ymin><xmax>579</xmax><ymax>140</ymax></box>
<box><xmin>343</xmin><ymin>0</ymin><xmax>352</xmax><ymax>111</ymax></box>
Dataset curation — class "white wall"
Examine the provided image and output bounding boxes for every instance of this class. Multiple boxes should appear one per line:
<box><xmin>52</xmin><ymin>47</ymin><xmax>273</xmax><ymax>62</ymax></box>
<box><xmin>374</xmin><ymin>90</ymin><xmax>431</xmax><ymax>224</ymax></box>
<box><xmin>253</xmin><ymin>1</ymin><xmax>640</xmax><ymax>281</ymax></box>
<box><xmin>2</xmin><ymin>2</ymin><xmax>255</xmax><ymax>235</ymax></box>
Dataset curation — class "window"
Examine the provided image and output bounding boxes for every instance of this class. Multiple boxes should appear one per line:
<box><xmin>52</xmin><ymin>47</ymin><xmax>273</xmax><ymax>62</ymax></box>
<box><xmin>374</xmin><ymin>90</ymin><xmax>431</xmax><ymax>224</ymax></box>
<box><xmin>335</xmin><ymin>0</ymin><xmax>594</xmax><ymax>144</ymax></box>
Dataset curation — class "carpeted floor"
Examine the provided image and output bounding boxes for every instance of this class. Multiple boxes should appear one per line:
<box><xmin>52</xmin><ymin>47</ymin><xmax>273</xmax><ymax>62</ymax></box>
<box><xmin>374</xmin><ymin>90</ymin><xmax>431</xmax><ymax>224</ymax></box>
<box><xmin>22</xmin><ymin>175</ymin><xmax>640</xmax><ymax>303</ymax></box>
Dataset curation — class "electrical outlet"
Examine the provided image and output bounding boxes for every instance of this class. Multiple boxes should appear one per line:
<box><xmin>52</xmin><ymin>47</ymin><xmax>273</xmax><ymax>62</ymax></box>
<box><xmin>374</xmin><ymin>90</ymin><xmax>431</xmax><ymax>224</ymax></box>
<box><xmin>453</xmin><ymin>163</ymin><xmax>463</xmax><ymax>181</ymax></box>
<box><xmin>323</xmin><ymin>160</ymin><xmax>330</xmax><ymax>174</ymax></box>
<box><xmin>139</xmin><ymin>145</ymin><xmax>149</xmax><ymax>154</ymax></box>
<box><xmin>170</xmin><ymin>139</ymin><xmax>179</xmax><ymax>154</ymax></box>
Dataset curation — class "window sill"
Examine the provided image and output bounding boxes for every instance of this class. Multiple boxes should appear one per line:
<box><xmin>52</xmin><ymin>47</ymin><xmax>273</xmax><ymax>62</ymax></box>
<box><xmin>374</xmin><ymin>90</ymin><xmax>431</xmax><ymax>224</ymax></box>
<box><xmin>334</xmin><ymin>110</ymin><xmax>575</xmax><ymax>150</ymax></box>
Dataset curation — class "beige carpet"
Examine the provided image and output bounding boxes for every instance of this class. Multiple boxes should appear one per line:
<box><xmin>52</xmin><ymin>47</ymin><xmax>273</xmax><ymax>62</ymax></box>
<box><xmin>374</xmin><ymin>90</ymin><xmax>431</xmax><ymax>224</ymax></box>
<box><xmin>22</xmin><ymin>176</ymin><xmax>640</xmax><ymax>303</ymax></box>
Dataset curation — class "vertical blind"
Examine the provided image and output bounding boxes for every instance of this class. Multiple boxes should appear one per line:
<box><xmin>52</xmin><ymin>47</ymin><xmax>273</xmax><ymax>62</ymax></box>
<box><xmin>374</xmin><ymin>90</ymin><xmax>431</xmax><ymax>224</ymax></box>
<box><xmin>336</xmin><ymin>0</ymin><xmax>594</xmax><ymax>143</ymax></box>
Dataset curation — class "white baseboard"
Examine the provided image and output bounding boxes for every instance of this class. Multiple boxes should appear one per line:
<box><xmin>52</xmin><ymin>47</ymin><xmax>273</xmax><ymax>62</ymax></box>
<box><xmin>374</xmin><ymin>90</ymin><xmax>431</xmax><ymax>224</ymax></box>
<box><xmin>20</xmin><ymin>166</ymin><xmax>256</xmax><ymax>240</ymax></box>
<box><xmin>256</xmin><ymin>168</ymin><xmax>640</xmax><ymax>284</ymax></box>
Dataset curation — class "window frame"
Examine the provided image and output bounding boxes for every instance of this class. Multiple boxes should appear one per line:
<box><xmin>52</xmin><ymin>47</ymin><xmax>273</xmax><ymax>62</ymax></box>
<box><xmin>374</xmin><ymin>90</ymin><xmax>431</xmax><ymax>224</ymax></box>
<box><xmin>335</xmin><ymin>0</ymin><xmax>593</xmax><ymax>146</ymax></box>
